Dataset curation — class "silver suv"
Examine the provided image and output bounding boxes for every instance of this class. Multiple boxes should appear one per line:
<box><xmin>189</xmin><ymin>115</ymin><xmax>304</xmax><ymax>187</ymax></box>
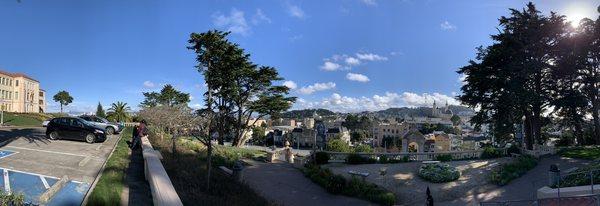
<box><xmin>79</xmin><ymin>115</ymin><xmax>123</xmax><ymax>135</ymax></box>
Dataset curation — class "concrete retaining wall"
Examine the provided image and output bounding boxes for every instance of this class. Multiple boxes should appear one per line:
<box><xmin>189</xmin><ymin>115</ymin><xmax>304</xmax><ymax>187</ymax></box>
<box><xmin>141</xmin><ymin>136</ymin><xmax>183</xmax><ymax>206</ymax></box>
<box><xmin>537</xmin><ymin>185</ymin><xmax>600</xmax><ymax>199</ymax></box>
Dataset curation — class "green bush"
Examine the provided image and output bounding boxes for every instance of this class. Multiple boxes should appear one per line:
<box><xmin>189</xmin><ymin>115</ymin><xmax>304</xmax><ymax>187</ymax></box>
<box><xmin>302</xmin><ymin>165</ymin><xmax>396</xmax><ymax>206</ymax></box>
<box><xmin>507</xmin><ymin>144</ymin><xmax>521</xmax><ymax>155</ymax></box>
<box><xmin>315</xmin><ymin>152</ymin><xmax>330</xmax><ymax>165</ymax></box>
<box><xmin>490</xmin><ymin>155</ymin><xmax>538</xmax><ymax>185</ymax></box>
<box><xmin>481</xmin><ymin>147</ymin><xmax>505</xmax><ymax>159</ymax></box>
<box><xmin>0</xmin><ymin>191</ymin><xmax>25</xmax><ymax>206</ymax></box>
<box><xmin>559</xmin><ymin>147</ymin><xmax>600</xmax><ymax>160</ymax></box>
<box><xmin>327</xmin><ymin>139</ymin><xmax>352</xmax><ymax>152</ymax></box>
<box><xmin>553</xmin><ymin>163</ymin><xmax>600</xmax><ymax>188</ymax></box>
<box><xmin>418</xmin><ymin>163</ymin><xmax>460</xmax><ymax>183</ymax></box>
<box><xmin>346</xmin><ymin>153</ymin><xmax>376</xmax><ymax>164</ymax></box>
<box><xmin>354</xmin><ymin>144</ymin><xmax>374</xmax><ymax>153</ymax></box>
<box><xmin>378</xmin><ymin>155</ymin><xmax>410</xmax><ymax>164</ymax></box>
<box><xmin>435</xmin><ymin>154</ymin><xmax>453</xmax><ymax>162</ymax></box>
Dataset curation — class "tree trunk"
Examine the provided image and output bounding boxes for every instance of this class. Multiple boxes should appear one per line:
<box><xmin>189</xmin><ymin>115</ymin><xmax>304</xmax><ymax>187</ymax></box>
<box><xmin>206</xmin><ymin>140</ymin><xmax>212</xmax><ymax>192</ymax></box>
<box><xmin>60</xmin><ymin>104</ymin><xmax>63</xmax><ymax>113</ymax></box>
<box><xmin>524</xmin><ymin>114</ymin><xmax>533</xmax><ymax>150</ymax></box>
<box><xmin>592</xmin><ymin>105</ymin><xmax>600</xmax><ymax>144</ymax></box>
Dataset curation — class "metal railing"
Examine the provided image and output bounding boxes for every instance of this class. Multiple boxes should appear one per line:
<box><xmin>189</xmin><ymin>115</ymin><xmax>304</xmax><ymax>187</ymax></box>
<box><xmin>480</xmin><ymin>194</ymin><xmax>600</xmax><ymax>206</ymax></box>
<box><xmin>325</xmin><ymin>149</ymin><xmax>506</xmax><ymax>162</ymax></box>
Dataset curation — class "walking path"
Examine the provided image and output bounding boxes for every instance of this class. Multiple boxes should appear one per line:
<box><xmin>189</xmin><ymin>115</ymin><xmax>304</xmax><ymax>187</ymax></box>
<box><xmin>121</xmin><ymin>147</ymin><xmax>153</xmax><ymax>205</ymax></box>
<box><xmin>439</xmin><ymin>155</ymin><xmax>593</xmax><ymax>205</ymax></box>
<box><xmin>243</xmin><ymin>159</ymin><xmax>374</xmax><ymax>206</ymax></box>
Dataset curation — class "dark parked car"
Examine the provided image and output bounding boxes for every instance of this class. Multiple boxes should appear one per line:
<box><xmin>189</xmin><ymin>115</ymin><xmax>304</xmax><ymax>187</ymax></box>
<box><xmin>46</xmin><ymin>117</ymin><xmax>107</xmax><ymax>143</ymax></box>
<box><xmin>79</xmin><ymin>115</ymin><xmax>124</xmax><ymax>135</ymax></box>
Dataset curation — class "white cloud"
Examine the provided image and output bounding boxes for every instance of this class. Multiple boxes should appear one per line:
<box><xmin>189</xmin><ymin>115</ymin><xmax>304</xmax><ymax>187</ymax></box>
<box><xmin>143</xmin><ymin>81</ymin><xmax>155</xmax><ymax>88</ymax></box>
<box><xmin>361</xmin><ymin>0</ymin><xmax>377</xmax><ymax>6</ymax></box>
<box><xmin>252</xmin><ymin>9</ymin><xmax>271</xmax><ymax>25</ymax></box>
<box><xmin>458</xmin><ymin>74</ymin><xmax>467</xmax><ymax>85</ymax></box>
<box><xmin>212</xmin><ymin>8</ymin><xmax>250</xmax><ymax>35</ymax></box>
<box><xmin>298</xmin><ymin>82</ymin><xmax>336</xmax><ymax>95</ymax></box>
<box><xmin>283</xmin><ymin>80</ymin><xmax>297</xmax><ymax>90</ymax></box>
<box><xmin>287</xmin><ymin>5</ymin><xmax>305</xmax><ymax>19</ymax></box>
<box><xmin>293</xmin><ymin>92</ymin><xmax>460</xmax><ymax>112</ymax></box>
<box><xmin>344</xmin><ymin>57</ymin><xmax>361</xmax><ymax>66</ymax></box>
<box><xmin>320</xmin><ymin>61</ymin><xmax>343</xmax><ymax>71</ymax></box>
<box><xmin>190</xmin><ymin>103</ymin><xmax>203</xmax><ymax>109</ymax></box>
<box><xmin>346</xmin><ymin>73</ymin><xmax>370</xmax><ymax>82</ymax></box>
<box><xmin>440</xmin><ymin>21</ymin><xmax>457</xmax><ymax>31</ymax></box>
<box><xmin>356</xmin><ymin>53</ymin><xmax>388</xmax><ymax>61</ymax></box>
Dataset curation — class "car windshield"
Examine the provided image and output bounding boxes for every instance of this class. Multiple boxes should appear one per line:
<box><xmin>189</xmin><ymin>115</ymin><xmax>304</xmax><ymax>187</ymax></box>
<box><xmin>98</xmin><ymin>117</ymin><xmax>109</xmax><ymax>123</ymax></box>
<box><xmin>75</xmin><ymin>117</ymin><xmax>94</xmax><ymax>127</ymax></box>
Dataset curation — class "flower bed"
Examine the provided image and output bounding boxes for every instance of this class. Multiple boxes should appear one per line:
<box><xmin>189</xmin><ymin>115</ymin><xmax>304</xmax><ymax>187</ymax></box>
<box><xmin>490</xmin><ymin>155</ymin><xmax>537</xmax><ymax>185</ymax></box>
<box><xmin>418</xmin><ymin>163</ymin><xmax>460</xmax><ymax>183</ymax></box>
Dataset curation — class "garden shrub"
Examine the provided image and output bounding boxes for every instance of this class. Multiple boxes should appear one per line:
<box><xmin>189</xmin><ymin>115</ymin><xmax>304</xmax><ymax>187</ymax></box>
<box><xmin>346</xmin><ymin>153</ymin><xmax>376</xmax><ymax>164</ymax></box>
<box><xmin>490</xmin><ymin>155</ymin><xmax>538</xmax><ymax>185</ymax></box>
<box><xmin>553</xmin><ymin>163</ymin><xmax>600</xmax><ymax>188</ymax></box>
<box><xmin>354</xmin><ymin>144</ymin><xmax>374</xmax><ymax>153</ymax></box>
<box><xmin>418</xmin><ymin>163</ymin><xmax>460</xmax><ymax>183</ymax></box>
<box><xmin>302</xmin><ymin>165</ymin><xmax>396</xmax><ymax>206</ymax></box>
<box><xmin>315</xmin><ymin>151</ymin><xmax>330</xmax><ymax>165</ymax></box>
<box><xmin>507</xmin><ymin>144</ymin><xmax>521</xmax><ymax>155</ymax></box>
<box><xmin>435</xmin><ymin>154</ymin><xmax>453</xmax><ymax>162</ymax></box>
<box><xmin>481</xmin><ymin>147</ymin><xmax>505</xmax><ymax>159</ymax></box>
<box><xmin>0</xmin><ymin>191</ymin><xmax>25</xmax><ymax>206</ymax></box>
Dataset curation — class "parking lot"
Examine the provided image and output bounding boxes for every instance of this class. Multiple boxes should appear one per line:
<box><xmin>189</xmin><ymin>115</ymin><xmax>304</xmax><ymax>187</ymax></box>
<box><xmin>0</xmin><ymin>127</ymin><xmax>120</xmax><ymax>205</ymax></box>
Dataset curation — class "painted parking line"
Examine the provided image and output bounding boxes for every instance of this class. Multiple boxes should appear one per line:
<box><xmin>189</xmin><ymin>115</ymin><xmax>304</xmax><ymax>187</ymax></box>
<box><xmin>4</xmin><ymin>146</ymin><xmax>90</xmax><ymax>158</ymax></box>
<box><xmin>0</xmin><ymin>150</ymin><xmax>17</xmax><ymax>159</ymax></box>
<box><xmin>0</xmin><ymin>167</ymin><xmax>89</xmax><ymax>206</ymax></box>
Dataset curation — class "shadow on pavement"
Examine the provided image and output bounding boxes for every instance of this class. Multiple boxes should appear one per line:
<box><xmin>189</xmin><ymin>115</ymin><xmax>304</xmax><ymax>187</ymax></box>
<box><xmin>0</xmin><ymin>128</ymin><xmax>49</xmax><ymax>148</ymax></box>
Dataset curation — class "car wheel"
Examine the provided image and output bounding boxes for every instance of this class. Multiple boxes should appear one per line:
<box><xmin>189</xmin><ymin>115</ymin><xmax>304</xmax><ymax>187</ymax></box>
<box><xmin>48</xmin><ymin>131</ymin><xmax>59</xmax><ymax>140</ymax></box>
<box><xmin>85</xmin><ymin>133</ymin><xmax>95</xmax><ymax>144</ymax></box>
<box><xmin>106</xmin><ymin>127</ymin><xmax>115</xmax><ymax>135</ymax></box>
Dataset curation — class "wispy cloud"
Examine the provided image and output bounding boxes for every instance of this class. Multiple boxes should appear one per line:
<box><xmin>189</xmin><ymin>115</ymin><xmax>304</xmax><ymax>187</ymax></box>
<box><xmin>360</xmin><ymin>0</ymin><xmax>377</xmax><ymax>6</ymax></box>
<box><xmin>287</xmin><ymin>4</ymin><xmax>305</xmax><ymax>19</ymax></box>
<box><xmin>212</xmin><ymin>8</ymin><xmax>250</xmax><ymax>35</ymax></box>
<box><xmin>320</xmin><ymin>61</ymin><xmax>343</xmax><ymax>71</ymax></box>
<box><xmin>356</xmin><ymin>53</ymin><xmax>388</xmax><ymax>61</ymax></box>
<box><xmin>346</xmin><ymin>73</ymin><xmax>370</xmax><ymax>82</ymax></box>
<box><xmin>283</xmin><ymin>80</ymin><xmax>297</xmax><ymax>90</ymax></box>
<box><xmin>294</xmin><ymin>92</ymin><xmax>460</xmax><ymax>112</ymax></box>
<box><xmin>252</xmin><ymin>9</ymin><xmax>271</xmax><ymax>25</ymax></box>
<box><xmin>440</xmin><ymin>20</ymin><xmax>457</xmax><ymax>31</ymax></box>
<box><xmin>143</xmin><ymin>81</ymin><xmax>155</xmax><ymax>88</ymax></box>
<box><xmin>298</xmin><ymin>82</ymin><xmax>336</xmax><ymax>95</ymax></box>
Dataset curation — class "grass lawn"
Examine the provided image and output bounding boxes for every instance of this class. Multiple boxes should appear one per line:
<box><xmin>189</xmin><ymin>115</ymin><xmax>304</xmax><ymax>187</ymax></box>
<box><xmin>559</xmin><ymin>147</ymin><xmax>600</xmax><ymax>160</ymax></box>
<box><xmin>2</xmin><ymin>113</ymin><xmax>43</xmax><ymax>126</ymax></box>
<box><xmin>86</xmin><ymin>127</ymin><xmax>132</xmax><ymax>206</ymax></box>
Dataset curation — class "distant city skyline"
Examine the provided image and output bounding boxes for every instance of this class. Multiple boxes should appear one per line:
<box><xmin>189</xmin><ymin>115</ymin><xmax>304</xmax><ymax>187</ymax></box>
<box><xmin>0</xmin><ymin>0</ymin><xmax>597</xmax><ymax>113</ymax></box>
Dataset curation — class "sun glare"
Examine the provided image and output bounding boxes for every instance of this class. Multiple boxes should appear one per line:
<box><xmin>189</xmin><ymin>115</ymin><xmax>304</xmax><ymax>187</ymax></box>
<box><xmin>564</xmin><ymin>2</ymin><xmax>597</xmax><ymax>27</ymax></box>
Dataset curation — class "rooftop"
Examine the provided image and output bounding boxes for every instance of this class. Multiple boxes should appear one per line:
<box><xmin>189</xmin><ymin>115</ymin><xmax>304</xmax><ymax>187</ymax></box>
<box><xmin>0</xmin><ymin>69</ymin><xmax>39</xmax><ymax>83</ymax></box>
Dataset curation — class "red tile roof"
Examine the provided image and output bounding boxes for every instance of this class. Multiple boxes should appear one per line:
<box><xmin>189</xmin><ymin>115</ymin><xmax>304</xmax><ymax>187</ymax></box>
<box><xmin>0</xmin><ymin>69</ymin><xmax>39</xmax><ymax>82</ymax></box>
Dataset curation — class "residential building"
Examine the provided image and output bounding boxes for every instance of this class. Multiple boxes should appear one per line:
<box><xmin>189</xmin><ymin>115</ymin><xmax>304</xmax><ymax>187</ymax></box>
<box><xmin>291</xmin><ymin>128</ymin><xmax>317</xmax><ymax>148</ymax></box>
<box><xmin>0</xmin><ymin>70</ymin><xmax>45</xmax><ymax>113</ymax></box>
<box><xmin>326</xmin><ymin>127</ymin><xmax>351</xmax><ymax>144</ymax></box>
<box><xmin>372</xmin><ymin>120</ymin><xmax>409</xmax><ymax>147</ymax></box>
<box><xmin>302</xmin><ymin>118</ymin><xmax>315</xmax><ymax>129</ymax></box>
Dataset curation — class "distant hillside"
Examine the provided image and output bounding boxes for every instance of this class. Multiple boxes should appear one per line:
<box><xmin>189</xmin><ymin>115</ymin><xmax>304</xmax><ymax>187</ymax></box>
<box><xmin>281</xmin><ymin>109</ymin><xmax>336</xmax><ymax>119</ymax></box>
<box><xmin>363</xmin><ymin>105</ymin><xmax>475</xmax><ymax>119</ymax></box>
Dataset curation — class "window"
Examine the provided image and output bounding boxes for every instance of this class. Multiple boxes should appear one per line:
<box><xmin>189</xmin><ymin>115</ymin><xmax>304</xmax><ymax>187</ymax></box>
<box><xmin>15</xmin><ymin>80</ymin><xmax>18</xmax><ymax>87</ymax></box>
<box><xmin>15</xmin><ymin>92</ymin><xmax>18</xmax><ymax>100</ymax></box>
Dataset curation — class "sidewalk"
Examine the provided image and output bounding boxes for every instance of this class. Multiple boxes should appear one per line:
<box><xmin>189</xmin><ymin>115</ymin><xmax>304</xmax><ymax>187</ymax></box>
<box><xmin>121</xmin><ymin>147</ymin><xmax>153</xmax><ymax>206</ymax></box>
<box><xmin>243</xmin><ymin>160</ymin><xmax>374</xmax><ymax>206</ymax></box>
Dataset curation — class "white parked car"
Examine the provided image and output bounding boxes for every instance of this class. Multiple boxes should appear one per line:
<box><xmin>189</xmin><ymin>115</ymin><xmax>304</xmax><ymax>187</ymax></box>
<box><xmin>42</xmin><ymin>120</ymin><xmax>50</xmax><ymax>127</ymax></box>
<box><xmin>79</xmin><ymin>115</ymin><xmax>124</xmax><ymax>135</ymax></box>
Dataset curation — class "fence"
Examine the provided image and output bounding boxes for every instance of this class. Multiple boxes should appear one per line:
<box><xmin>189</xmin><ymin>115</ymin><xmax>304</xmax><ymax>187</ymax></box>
<box><xmin>124</xmin><ymin>122</ymin><xmax>140</xmax><ymax>127</ymax></box>
<box><xmin>537</xmin><ymin>168</ymin><xmax>600</xmax><ymax>199</ymax></box>
<box><xmin>140</xmin><ymin>135</ymin><xmax>183</xmax><ymax>206</ymax></box>
<box><xmin>521</xmin><ymin>145</ymin><xmax>556</xmax><ymax>158</ymax></box>
<box><xmin>480</xmin><ymin>194</ymin><xmax>600</xmax><ymax>206</ymax></box>
<box><xmin>325</xmin><ymin>149</ymin><xmax>505</xmax><ymax>162</ymax></box>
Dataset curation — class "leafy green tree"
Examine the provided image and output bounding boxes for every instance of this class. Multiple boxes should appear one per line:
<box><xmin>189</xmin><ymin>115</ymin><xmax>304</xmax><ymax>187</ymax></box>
<box><xmin>459</xmin><ymin>3</ymin><xmax>567</xmax><ymax>148</ymax></box>
<box><xmin>188</xmin><ymin>30</ymin><xmax>296</xmax><ymax>147</ymax></box>
<box><xmin>451</xmin><ymin>115</ymin><xmax>461</xmax><ymax>126</ymax></box>
<box><xmin>350</xmin><ymin>130</ymin><xmax>369</xmax><ymax>143</ymax></box>
<box><xmin>107</xmin><ymin>102</ymin><xmax>131</xmax><ymax>122</ymax></box>
<box><xmin>140</xmin><ymin>84</ymin><xmax>190</xmax><ymax>107</ymax></box>
<box><xmin>52</xmin><ymin>90</ymin><xmax>73</xmax><ymax>113</ymax></box>
<box><xmin>354</xmin><ymin>144</ymin><xmax>373</xmax><ymax>153</ymax></box>
<box><xmin>251</xmin><ymin>126</ymin><xmax>266</xmax><ymax>145</ymax></box>
<box><xmin>326</xmin><ymin>139</ymin><xmax>351</xmax><ymax>152</ymax></box>
<box><xmin>96</xmin><ymin>102</ymin><xmax>106</xmax><ymax>118</ymax></box>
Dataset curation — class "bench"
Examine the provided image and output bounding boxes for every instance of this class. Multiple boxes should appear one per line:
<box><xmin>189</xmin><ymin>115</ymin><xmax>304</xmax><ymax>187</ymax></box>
<box><xmin>219</xmin><ymin>166</ymin><xmax>233</xmax><ymax>176</ymax></box>
<box><xmin>348</xmin><ymin>171</ymin><xmax>370</xmax><ymax>181</ymax></box>
<box><xmin>511</xmin><ymin>153</ymin><xmax>522</xmax><ymax>158</ymax></box>
<box><xmin>422</xmin><ymin>161</ymin><xmax>440</xmax><ymax>164</ymax></box>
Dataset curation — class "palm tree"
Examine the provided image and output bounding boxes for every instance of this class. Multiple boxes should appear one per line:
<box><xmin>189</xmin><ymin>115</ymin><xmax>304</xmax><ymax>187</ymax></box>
<box><xmin>107</xmin><ymin>102</ymin><xmax>131</xmax><ymax>122</ymax></box>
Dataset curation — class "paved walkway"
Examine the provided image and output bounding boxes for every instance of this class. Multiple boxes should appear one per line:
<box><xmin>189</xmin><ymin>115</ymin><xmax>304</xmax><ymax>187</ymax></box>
<box><xmin>243</xmin><ymin>160</ymin><xmax>374</xmax><ymax>206</ymax></box>
<box><xmin>439</xmin><ymin>155</ymin><xmax>593</xmax><ymax>206</ymax></box>
<box><xmin>122</xmin><ymin>147</ymin><xmax>153</xmax><ymax>206</ymax></box>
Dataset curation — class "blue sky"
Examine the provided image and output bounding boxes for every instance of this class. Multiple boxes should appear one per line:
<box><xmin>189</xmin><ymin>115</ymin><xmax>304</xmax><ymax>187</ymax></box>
<box><xmin>0</xmin><ymin>0</ymin><xmax>598</xmax><ymax>113</ymax></box>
